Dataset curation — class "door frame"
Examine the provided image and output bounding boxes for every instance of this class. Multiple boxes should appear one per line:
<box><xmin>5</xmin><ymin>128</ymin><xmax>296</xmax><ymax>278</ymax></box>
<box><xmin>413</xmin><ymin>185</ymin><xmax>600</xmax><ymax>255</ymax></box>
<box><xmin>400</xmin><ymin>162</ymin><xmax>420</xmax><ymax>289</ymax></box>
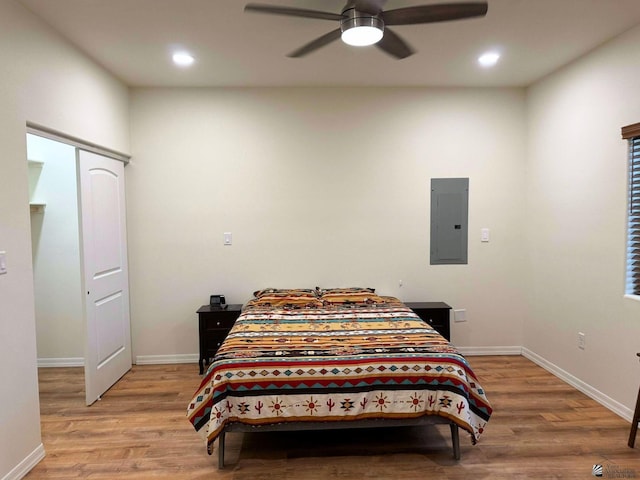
<box><xmin>27</xmin><ymin>124</ymin><xmax>132</xmax><ymax>397</ymax></box>
<box><xmin>27</xmin><ymin>122</ymin><xmax>130</xmax><ymax>164</ymax></box>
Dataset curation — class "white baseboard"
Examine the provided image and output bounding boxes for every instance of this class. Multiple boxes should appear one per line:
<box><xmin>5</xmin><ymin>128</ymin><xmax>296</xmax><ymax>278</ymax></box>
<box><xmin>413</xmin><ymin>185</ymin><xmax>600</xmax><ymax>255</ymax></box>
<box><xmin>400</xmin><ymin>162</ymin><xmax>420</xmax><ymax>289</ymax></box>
<box><xmin>458</xmin><ymin>346</ymin><xmax>523</xmax><ymax>356</ymax></box>
<box><xmin>2</xmin><ymin>443</ymin><xmax>45</xmax><ymax>480</ymax></box>
<box><xmin>135</xmin><ymin>354</ymin><xmax>199</xmax><ymax>365</ymax></box>
<box><xmin>522</xmin><ymin>347</ymin><xmax>633</xmax><ymax>422</ymax></box>
<box><xmin>37</xmin><ymin>357</ymin><xmax>83</xmax><ymax>368</ymax></box>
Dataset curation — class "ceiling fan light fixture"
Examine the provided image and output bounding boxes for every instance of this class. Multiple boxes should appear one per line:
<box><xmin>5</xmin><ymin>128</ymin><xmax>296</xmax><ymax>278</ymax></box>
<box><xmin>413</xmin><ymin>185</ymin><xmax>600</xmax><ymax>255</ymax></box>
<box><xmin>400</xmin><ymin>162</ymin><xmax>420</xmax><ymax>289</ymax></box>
<box><xmin>341</xmin><ymin>26</ymin><xmax>384</xmax><ymax>46</ymax></box>
<box><xmin>340</xmin><ymin>9</ymin><xmax>384</xmax><ymax>47</ymax></box>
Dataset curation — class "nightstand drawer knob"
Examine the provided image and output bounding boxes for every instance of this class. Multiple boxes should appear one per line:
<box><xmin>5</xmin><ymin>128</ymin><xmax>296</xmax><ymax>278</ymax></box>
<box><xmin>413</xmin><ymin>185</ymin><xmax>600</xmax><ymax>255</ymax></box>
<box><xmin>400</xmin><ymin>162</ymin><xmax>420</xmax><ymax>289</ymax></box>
<box><xmin>216</xmin><ymin>321</ymin><xmax>221</xmax><ymax>327</ymax></box>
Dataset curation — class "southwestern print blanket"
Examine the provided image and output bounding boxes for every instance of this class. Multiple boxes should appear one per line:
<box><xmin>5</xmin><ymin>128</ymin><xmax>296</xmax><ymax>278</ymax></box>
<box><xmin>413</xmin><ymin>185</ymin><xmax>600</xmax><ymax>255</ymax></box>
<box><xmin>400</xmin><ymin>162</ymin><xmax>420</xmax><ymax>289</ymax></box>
<box><xmin>187</xmin><ymin>296</ymin><xmax>492</xmax><ymax>453</ymax></box>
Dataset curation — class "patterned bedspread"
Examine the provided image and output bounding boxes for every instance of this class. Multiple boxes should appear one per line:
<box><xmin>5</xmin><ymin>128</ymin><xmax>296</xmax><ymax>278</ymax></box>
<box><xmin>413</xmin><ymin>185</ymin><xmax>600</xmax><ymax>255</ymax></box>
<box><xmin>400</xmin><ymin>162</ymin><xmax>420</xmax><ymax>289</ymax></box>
<box><xmin>187</xmin><ymin>293</ymin><xmax>492</xmax><ymax>453</ymax></box>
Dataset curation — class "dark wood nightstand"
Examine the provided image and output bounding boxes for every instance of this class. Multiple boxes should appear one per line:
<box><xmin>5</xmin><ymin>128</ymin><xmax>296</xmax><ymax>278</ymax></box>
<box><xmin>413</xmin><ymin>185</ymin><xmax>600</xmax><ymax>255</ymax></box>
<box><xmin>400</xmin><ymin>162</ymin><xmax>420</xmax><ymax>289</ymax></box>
<box><xmin>197</xmin><ymin>304</ymin><xmax>242</xmax><ymax>374</ymax></box>
<box><xmin>404</xmin><ymin>302</ymin><xmax>452</xmax><ymax>341</ymax></box>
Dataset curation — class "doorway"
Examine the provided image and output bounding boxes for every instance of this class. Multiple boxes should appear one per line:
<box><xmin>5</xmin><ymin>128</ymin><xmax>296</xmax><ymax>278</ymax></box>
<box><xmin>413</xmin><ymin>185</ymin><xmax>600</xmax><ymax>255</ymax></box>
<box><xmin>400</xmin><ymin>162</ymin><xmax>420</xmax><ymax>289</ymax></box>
<box><xmin>27</xmin><ymin>130</ymin><xmax>132</xmax><ymax>405</ymax></box>
<box><xmin>28</xmin><ymin>134</ymin><xmax>84</xmax><ymax>367</ymax></box>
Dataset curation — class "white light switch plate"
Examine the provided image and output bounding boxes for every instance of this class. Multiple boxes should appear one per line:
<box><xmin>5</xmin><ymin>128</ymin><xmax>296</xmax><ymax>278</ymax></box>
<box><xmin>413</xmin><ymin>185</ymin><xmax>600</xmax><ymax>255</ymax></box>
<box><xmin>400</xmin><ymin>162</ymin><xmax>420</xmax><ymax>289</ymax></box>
<box><xmin>223</xmin><ymin>232</ymin><xmax>232</xmax><ymax>246</ymax></box>
<box><xmin>481</xmin><ymin>228</ymin><xmax>490</xmax><ymax>242</ymax></box>
<box><xmin>0</xmin><ymin>251</ymin><xmax>7</xmax><ymax>275</ymax></box>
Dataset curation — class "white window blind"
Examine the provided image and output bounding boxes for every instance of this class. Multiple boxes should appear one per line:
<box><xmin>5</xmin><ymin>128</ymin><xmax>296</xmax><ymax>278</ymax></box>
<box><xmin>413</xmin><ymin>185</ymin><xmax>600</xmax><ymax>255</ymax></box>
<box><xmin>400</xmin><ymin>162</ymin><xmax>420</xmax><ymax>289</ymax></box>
<box><xmin>624</xmin><ymin>126</ymin><xmax>640</xmax><ymax>296</ymax></box>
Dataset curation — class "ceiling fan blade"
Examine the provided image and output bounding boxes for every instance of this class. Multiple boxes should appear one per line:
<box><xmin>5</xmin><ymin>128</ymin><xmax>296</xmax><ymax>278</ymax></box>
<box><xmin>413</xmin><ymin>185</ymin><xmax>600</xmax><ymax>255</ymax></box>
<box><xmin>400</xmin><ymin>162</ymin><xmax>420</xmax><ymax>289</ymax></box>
<box><xmin>352</xmin><ymin>0</ymin><xmax>388</xmax><ymax>15</ymax></box>
<box><xmin>288</xmin><ymin>28</ymin><xmax>342</xmax><ymax>58</ymax></box>
<box><xmin>382</xmin><ymin>2</ymin><xmax>488</xmax><ymax>25</ymax></box>
<box><xmin>244</xmin><ymin>3</ymin><xmax>343</xmax><ymax>21</ymax></box>
<box><xmin>375</xmin><ymin>27</ymin><xmax>414</xmax><ymax>59</ymax></box>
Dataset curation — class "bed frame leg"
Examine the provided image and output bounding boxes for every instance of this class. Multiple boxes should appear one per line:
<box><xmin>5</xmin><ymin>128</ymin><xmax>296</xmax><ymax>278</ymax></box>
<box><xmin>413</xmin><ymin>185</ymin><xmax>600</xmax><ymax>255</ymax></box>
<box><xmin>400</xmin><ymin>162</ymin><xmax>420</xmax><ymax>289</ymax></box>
<box><xmin>450</xmin><ymin>423</ymin><xmax>460</xmax><ymax>460</ymax></box>
<box><xmin>218</xmin><ymin>431</ymin><xmax>225</xmax><ymax>469</ymax></box>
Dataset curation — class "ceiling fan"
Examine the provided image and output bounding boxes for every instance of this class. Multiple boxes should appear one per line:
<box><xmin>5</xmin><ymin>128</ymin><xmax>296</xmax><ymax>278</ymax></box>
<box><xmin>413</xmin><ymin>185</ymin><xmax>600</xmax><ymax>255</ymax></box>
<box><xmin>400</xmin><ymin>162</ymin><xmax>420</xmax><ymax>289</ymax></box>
<box><xmin>244</xmin><ymin>1</ymin><xmax>488</xmax><ymax>59</ymax></box>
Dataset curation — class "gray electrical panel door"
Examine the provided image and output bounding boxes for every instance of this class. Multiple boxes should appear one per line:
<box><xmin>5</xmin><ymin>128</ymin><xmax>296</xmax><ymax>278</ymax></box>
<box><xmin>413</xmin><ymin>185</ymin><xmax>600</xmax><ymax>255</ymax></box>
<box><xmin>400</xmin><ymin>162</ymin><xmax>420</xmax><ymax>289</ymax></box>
<box><xmin>430</xmin><ymin>178</ymin><xmax>469</xmax><ymax>265</ymax></box>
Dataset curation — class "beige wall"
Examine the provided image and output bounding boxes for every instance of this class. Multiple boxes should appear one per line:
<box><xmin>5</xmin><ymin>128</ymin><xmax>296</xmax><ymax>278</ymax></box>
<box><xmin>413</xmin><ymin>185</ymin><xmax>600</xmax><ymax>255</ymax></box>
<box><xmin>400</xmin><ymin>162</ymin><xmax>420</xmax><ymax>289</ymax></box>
<box><xmin>525</xmin><ymin>24</ymin><xmax>640</xmax><ymax>412</ymax></box>
<box><xmin>0</xmin><ymin>0</ymin><xmax>129</xmax><ymax>477</ymax></box>
<box><xmin>128</xmin><ymin>87</ymin><xmax>527</xmax><ymax>360</ymax></box>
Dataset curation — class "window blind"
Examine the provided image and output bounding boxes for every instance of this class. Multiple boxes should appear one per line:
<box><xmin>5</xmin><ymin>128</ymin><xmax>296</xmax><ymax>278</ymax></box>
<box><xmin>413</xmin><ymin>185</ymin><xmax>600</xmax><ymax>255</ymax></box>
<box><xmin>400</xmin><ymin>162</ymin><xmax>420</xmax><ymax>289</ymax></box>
<box><xmin>627</xmin><ymin>135</ymin><xmax>640</xmax><ymax>295</ymax></box>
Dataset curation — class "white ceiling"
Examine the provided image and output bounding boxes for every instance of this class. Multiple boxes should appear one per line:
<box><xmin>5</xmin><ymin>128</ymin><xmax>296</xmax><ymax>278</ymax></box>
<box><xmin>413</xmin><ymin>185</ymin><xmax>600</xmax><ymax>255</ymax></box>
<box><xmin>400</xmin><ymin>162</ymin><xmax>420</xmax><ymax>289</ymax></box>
<box><xmin>17</xmin><ymin>0</ymin><xmax>640</xmax><ymax>88</ymax></box>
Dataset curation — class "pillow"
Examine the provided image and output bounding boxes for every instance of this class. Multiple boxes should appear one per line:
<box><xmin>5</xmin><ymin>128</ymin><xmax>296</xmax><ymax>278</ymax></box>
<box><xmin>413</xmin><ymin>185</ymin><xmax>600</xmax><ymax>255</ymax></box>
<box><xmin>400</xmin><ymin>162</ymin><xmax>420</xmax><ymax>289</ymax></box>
<box><xmin>247</xmin><ymin>295</ymin><xmax>323</xmax><ymax>309</ymax></box>
<box><xmin>253</xmin><ymin>288</ymin><xmax>318</xmax><ymax>299</ymax></box>
<box><xmin>321</xmin><ymin>293</ymin><xmax>386</xmax><ymax>304</ymax></box>
<box><xmin>317</xmin><ymin>287</ymin><xmax>385</xmax><ymax>305</ymax></box>
<box><xmin>316</xmin><ymin>287</ymin><xmax>376</xmax><ymax>296</ymax></box>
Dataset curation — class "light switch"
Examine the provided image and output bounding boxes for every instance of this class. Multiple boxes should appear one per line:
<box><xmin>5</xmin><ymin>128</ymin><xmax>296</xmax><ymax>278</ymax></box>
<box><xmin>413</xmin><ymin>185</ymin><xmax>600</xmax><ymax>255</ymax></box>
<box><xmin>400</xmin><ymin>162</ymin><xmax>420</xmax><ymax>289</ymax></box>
<box><xmin>481</xmin><ymin>228</ymin><xmax>490</xmax><ymax>242</ymax></box>
<box><xmin>0</xmin><ymin>251</ymin><xmax>7</xmax><ymax>275</ymax></box>
<box><xmin>223</xmin><ymin>232</ymin><xmax>232</xmax><ymax>246</ymax></box>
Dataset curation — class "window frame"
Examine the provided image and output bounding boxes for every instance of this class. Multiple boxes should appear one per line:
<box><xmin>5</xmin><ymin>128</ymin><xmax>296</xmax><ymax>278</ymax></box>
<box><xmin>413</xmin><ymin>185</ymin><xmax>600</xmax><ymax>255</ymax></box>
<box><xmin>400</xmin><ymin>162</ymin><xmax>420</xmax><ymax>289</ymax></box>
<box><xmin>622</xmin><ymin>122</ymin><xmax>640</xmax><ymax>297</ymax></box>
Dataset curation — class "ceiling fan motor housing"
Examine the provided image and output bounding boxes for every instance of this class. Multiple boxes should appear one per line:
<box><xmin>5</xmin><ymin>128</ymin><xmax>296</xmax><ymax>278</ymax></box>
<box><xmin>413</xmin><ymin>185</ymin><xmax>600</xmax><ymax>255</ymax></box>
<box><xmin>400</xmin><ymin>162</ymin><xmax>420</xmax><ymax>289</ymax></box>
<box><xmin>340</xmin><ymin>8</ymin><xmax>385</xmax><ymax>36</ymax></box>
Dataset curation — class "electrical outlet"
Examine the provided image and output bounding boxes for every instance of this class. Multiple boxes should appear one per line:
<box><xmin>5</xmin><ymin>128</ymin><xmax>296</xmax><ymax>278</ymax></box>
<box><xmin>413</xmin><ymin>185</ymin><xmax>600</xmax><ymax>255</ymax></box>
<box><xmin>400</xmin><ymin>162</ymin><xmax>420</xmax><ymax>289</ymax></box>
<box><xmin>454</xmin><ymin>309</ymin><xmax>467</xmax><ymax>322</ymax></box>
<box><xmin>578</xmin><ymin>332</ymin><xmax>586</xmax><ymax>350</ymax></box>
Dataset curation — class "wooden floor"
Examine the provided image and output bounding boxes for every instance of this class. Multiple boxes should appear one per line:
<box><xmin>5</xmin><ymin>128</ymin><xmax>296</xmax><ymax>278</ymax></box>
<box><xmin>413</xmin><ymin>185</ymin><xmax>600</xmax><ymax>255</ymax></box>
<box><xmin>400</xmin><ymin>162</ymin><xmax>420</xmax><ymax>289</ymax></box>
<box><xmin>25</xmin><ymin>356</ymin><xmax>640</xmax><ymax>479</ymax></box>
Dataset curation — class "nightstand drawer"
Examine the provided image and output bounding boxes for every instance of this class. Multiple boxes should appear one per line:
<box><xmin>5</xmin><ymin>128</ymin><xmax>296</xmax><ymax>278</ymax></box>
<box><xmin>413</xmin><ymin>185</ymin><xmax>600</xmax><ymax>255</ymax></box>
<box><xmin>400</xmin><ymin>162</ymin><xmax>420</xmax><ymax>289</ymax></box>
<box><xmin>204</xmin><ymin>315</ymin><xmax>237</xmax><ymax>329</ymax></box>
<box><xmin>204</xmin><ymin>331</ymin><xmax>229</xmax><ymax>355</ymax></box>
<box><xmin>404</xmin><ymin>301</ymin><xmax>452</xmax><ymax>341</ymax></box>
<box><xmin>420</xmin><ymin>310</ymin><xmax>448</xmax><ymax>329</ymax></box>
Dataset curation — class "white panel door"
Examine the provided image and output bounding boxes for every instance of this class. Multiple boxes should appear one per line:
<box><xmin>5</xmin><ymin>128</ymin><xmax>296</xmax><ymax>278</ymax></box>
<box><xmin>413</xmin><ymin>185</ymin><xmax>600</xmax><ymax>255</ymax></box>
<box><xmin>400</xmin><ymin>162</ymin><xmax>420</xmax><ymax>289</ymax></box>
<box><xmin>78</xmin><ymin>150</ymin><xmax>131</xmax><ymax>405</ymax></box>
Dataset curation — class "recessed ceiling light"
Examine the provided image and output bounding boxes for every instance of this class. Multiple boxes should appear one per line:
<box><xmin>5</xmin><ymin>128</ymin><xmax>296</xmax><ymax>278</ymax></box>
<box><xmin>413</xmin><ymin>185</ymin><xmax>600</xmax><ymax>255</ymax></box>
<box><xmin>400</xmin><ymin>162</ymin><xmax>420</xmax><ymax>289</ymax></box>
<box><xmin>478</xmin><ymin>51</ymin><xmax>500</xmax><ymax>68</ymax></box>
<box><xmin>172</xmin><ymin>52</ymin><xmax>195</xmax><ymax>67</ymax></box>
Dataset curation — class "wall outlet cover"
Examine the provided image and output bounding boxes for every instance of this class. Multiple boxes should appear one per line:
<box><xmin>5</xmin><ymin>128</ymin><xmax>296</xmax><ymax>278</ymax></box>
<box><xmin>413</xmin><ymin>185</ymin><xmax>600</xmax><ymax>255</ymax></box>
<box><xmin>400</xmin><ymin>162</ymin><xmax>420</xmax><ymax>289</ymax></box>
<box><xmin>453</xmin><ymin>309</ymin><xmax>467</xmax><ymax>322</ymax></box>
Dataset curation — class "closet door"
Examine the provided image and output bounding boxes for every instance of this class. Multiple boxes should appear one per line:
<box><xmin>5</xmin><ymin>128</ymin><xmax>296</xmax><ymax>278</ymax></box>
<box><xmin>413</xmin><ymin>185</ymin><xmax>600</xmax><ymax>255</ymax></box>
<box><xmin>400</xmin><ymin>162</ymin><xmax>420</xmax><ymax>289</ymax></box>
<box><xmin>78</xmin><ymin>150</ymin><xmax>131</xmax><ymax>405</ymax></box>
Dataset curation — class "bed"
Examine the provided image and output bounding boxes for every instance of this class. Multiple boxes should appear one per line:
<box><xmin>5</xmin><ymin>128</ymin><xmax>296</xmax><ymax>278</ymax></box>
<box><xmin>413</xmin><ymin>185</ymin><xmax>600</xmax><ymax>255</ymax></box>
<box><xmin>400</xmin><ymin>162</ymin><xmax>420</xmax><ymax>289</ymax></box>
<box><xmin>187</xmin><ymin>288</ymin><xmax>492</xmax><ymax>468</ymax></box>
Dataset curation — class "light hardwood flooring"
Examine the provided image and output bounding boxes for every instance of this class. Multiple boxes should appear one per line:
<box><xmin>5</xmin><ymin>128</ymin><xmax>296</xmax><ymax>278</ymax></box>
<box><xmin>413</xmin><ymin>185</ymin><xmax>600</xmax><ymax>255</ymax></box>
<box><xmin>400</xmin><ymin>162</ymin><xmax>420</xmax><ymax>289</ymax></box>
<box><xmin>25</xmin><ymin>356</ymin><xmax>640</xmax><ymax>479</ymax></box>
